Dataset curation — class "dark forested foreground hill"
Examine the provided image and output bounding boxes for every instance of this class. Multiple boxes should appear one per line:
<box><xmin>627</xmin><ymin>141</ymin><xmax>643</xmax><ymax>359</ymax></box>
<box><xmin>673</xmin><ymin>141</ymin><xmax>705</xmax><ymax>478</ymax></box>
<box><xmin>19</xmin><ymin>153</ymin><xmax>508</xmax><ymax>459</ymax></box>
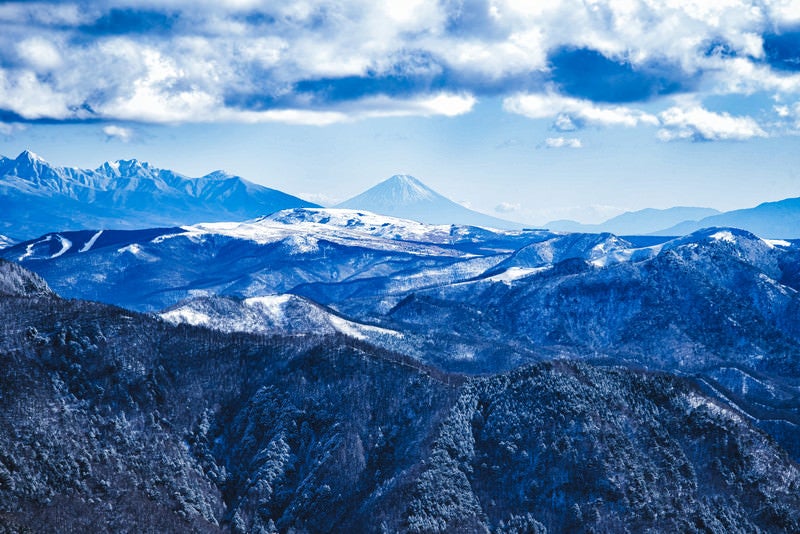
<box><xmin>1</xmin><ymin>260</ymin><xmax>799</xmax><ymax>533</ymax></box>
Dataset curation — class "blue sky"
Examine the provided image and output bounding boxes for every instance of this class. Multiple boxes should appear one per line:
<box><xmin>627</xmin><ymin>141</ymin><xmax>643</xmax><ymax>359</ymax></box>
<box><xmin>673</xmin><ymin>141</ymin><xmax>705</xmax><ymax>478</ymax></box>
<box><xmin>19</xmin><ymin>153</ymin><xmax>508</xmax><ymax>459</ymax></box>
<box><xmin>1</xmin><ymin>1</ymin><xmax>800</xmax><ymax>224</ymax></box>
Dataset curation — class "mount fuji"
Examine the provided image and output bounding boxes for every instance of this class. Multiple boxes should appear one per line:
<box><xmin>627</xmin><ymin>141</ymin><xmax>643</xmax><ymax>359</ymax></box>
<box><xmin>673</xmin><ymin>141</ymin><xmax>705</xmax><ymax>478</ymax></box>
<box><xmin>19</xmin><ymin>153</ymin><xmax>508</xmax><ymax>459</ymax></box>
<box><xmin>337</xmin><ymin>174</ymin><xmax>524</xmax><ymax>229</ymax></box>
<box><xmin>0</xmin><ymin>150</ymin><xmax>319</xmax><ymax>239</ymax></box>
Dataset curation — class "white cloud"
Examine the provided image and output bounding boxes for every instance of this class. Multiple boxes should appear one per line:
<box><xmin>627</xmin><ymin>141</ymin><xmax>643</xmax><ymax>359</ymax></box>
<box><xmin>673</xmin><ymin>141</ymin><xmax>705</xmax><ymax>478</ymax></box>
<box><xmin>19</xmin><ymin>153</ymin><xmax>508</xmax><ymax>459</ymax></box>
<box><xmin>102</xmin><ymin>125</ymin><xmax>134</xmax><ymax>142</ymax></box>
<box><xmin>544</xmin><ymin>137</ymin><xmax>582</xmax><ymax>148</ymax></box>
<box><xmin>770</xmin><ymin>101</ymin><xmax>800</xmax><ymax>131</ymax></box>
<box><xmin>775</xmin><ymin>105</ymin><xmax>791</xmax><ymax>118</ymax></box>
<box><xmin>0</xmin><ymin>70</ymin><xmax>74</xmax><ymax>120</ymax></box>
<box><xmin>711</xmin><ymin>58</ymin><xmax>800</xmax><ymax>95</ymax></box>
<box><xmin>0</xmin><ymin>1</ymin><xmax>799</xmax><ymax>127</ymax></box>
<box><xmin>657</xmin><ymin>106</ymin><xmax>767</xmax><ymax>141</ymax></box>
<box><xmin>495</xmin><ymin>201</ymin><xmax>521</xmax><ymax>213</ymax></box>
<box><xmin>504</xmin><ymin>92</ymin><xmax>658</xmax><ymax>128</ymax></box>
<box><xmin>17</xmin><ymin>37</ymin><xmax>62</xmax><ymax>71</ymax></box>
<box><xmin>0</xmin><ymin>122</ymin><xmax>25</xmax><ymax>137</ymax></box>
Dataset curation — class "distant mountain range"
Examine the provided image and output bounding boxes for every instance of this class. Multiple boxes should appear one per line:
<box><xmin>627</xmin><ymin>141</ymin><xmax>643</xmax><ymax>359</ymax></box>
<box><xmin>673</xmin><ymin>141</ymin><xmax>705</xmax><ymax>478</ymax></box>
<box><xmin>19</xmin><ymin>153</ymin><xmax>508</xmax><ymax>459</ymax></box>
<box><xmin>337</xmin><ymin>174</ymin><xmax>524</xmax><ymax>229</ymax></box>
<box><xmin>548</xmin><ymin>198</ymin><xmax>800</xmax><ymax>238</ymax></box>
<box><xmin>0</xmin><ymin>150</ymin><xmax>319</xmax><ymax>239</ymax></box>
<box><xmin>546</xmin><ymin>206</ymin><xmax>721</xmax><ymax>235</ymax></box>
<box><xmin>653</xmin><ymin>196</ymin><xmax>800</xmax><ymax>238</ymax></box>
<box><xmin>4</xmin><ymin>148</ymin><xmax>799</xmax><ymax>240</ymax></box>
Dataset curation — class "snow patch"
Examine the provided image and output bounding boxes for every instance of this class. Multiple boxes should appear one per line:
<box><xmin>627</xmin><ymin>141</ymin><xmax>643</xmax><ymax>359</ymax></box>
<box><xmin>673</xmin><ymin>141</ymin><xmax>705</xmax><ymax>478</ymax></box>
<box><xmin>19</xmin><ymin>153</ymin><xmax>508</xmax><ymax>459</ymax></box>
<box><xmin>0</xmin><ymin>234</ymin><xmax>16</xmax><ymax>250</ymax></box>
<box><xmin>685</xmin><ymin>390</ymin><xmax>747</xmax><ymax>423</ymax></box>
<box><xmin>161</xmin><ymin>307</ymin><xmax>211</xmax><ymax>327</ymax></box>
<box><xmin>79</xmin><ymin>230</ymin><xmax>103</xmax><ymax>253</ymax></box>
<box><xmin>116</xmin><ymin>243</ymin><xmax>159</xmax><ymax>262</ymax></box>
<box><xmin>328</xmin><ymin>314</ymin><xmax>368</xmax><ymax>340</ymax></box>
<box><xmin>18</xmin><ymin>234</ymin><xmax>72</xmax><ymax>261</ymax></box>
<box><xmin>485</xmin><ymin>267</ymin><xmax>546</xmax><ymax>283</ymax></box>
<box><xmin>763</xmin><ymin>238</ymin><xmax>791</xmax><ymax>248</ymax></box>
<box><xmin>282</xmin><ymin>234</ymin><xmax>319</xmax><ymax>254</ymax></box>
<box><xmin>244</xmin><ymin>294</ymin><xmax>293</xmax><ymax>308</ymax></box>
<box><xmin>709</xmin><ymin>230</ymin><xmax>736</xmax><ymax>243</ymax></box>
<box><xmin>118</xmin><ymin>244</ymin><xmax>143</xmax><ymax>255</ymax></box>
<box><xmin>50</xmin><ymin>235</ymin><xmax>72</xmax><ymax>259</ymax></box>
<box><xmin>18</xmin><ymin>236</ymin><xmax>50</xmax><ymax>261</ymax></box>
<box><xmin>327</xmin><ymin>313</ymin><xmax>404</xmax><ymax>340</ymax></box>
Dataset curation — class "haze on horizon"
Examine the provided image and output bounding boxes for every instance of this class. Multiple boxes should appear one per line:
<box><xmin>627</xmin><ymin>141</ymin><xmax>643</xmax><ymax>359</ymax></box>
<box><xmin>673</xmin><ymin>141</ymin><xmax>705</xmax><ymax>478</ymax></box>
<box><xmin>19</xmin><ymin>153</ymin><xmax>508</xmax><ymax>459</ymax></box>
<box><xmin>1</xmin><ymin>1</ymin><xmax>800</xmax><ymax>225</ymax></box>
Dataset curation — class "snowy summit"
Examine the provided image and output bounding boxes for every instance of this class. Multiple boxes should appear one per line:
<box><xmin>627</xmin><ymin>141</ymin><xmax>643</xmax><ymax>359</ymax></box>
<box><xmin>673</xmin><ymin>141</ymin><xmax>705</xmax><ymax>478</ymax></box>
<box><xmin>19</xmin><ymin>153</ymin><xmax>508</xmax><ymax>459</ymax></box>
<box><xmin>337</xmin><ymin>175</ymin><xmax>522</xmax><ymax>229</ymax></box>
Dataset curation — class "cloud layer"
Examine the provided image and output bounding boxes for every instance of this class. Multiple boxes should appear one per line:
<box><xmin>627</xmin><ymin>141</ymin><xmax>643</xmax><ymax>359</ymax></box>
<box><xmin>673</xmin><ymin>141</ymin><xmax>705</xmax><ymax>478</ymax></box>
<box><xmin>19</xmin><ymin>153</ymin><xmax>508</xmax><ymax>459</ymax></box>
<box><xmin>1</xmin><ymin>1</ymin><xmax>799</xmax><ymax>137</ymax></box>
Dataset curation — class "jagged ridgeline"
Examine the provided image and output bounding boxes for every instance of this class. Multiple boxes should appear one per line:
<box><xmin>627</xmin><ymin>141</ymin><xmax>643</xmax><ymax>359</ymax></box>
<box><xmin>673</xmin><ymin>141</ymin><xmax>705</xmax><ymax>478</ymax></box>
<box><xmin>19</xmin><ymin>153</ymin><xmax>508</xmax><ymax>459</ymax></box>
<box><xmin>1</xmin><ymin>259</ymin><xmax>799</xmax><ymax>533</ymax></box>
<box><xmin>0</xmin><ymin>151</ymin><xmax>319</xmax><ymax>240</ymax></box>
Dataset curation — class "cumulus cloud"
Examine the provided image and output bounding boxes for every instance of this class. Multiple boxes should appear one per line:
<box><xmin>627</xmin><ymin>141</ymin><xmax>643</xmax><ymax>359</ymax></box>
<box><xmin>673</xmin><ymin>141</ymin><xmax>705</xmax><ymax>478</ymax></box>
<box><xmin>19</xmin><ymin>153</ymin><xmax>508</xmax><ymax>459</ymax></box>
<box><xmin>102</xmin><ymin>125</ymin><xmax>134</xmax><ymax>142</ymax></box>
<box><xmin>0</xmin><ymin>1</ymin><xmax>798</xmax><ymax>129</ymax></box>
<box><xmin>504</xmin><ymin>92</ymin><xmax>658</xmax><ymax>128</ymax></box>
<box><xmin>657</xmin><ymin>106</ymin><xmax>767</xmax><ymax>141</ymax></box>
<box><xmin>17</xmin><ymin>37</ymin><xmax>62</xmax><ymax>71</ymax></box>
<box><xmin>543</xmin><ymin>137</ymin><xmax>582</xmax><ymax>149</ymax></box>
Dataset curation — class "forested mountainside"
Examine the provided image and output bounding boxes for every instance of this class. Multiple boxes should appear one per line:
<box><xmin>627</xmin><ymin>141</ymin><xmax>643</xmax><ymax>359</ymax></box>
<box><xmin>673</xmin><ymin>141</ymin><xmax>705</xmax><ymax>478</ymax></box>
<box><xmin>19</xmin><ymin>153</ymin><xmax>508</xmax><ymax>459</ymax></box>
<box><xmin>6</xmin><ymin>214</ymin><xmax>800</xmax><ymax>463</ymax></box>
<box><xmin>1</xmin><ymin>259</ymin><xmax>799</xmax><ymax>533</ymax></box>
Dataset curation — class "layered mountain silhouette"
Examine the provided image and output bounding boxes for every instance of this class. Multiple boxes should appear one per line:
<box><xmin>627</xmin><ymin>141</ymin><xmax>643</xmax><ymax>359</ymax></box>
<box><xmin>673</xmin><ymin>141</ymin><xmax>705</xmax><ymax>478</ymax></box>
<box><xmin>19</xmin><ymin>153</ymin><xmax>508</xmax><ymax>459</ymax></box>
<box><xmin>6</xmin><ymin>150</ymin><xmax>798</xmax><ymax>237</ymax></box>
<box><xmin>548</xmin><ymin>199</ymin><xmax>800</xmax><ymax>238</ymax></box>
<box><xmin>0</xmin><ymin>150</ymin><xmax>319</xmax><ymax>239</ymax></box>
<box><xmin>547</xmin><ymin>206</ymin><xmax>720</xmax><ymax>235</ymax></box>
<box><xmin>337</xmin><ymin>174</ymin><xmax>523</xmax><ymax>229</ymax></box>
<box><xmin>653</xmin><ymin>196</ymin><xmax>800</xmax><ymax>238</ymax></box>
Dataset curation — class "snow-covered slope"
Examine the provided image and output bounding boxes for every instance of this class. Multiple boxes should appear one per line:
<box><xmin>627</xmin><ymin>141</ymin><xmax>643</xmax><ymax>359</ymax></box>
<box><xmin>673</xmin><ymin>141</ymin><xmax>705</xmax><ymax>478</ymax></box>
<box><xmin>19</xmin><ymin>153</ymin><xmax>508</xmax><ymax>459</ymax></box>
<box><xmin>0</xmin><ymin>234</ymin><xmax>16</xmax><ymax>250</ymax></box>
<box><xmin>160</xmin><ymin>294</ymin><xmax>403</xmax><ymax>344</ymax></box>
<box><xmin>1</xmin><ymin>209</ymin><xmax>541</xmax><ymax>311</ymax></box>
<box><xmin>337</xmin><ymin>174</ymin><xmax>524</xmax><ymax>229</ymax></box>
<box><xmin>0</xmin><ymin>150</ymin><xmax>319</xmax><ymax>239</ymax></box>
<box><xmin>5</xmin><ymin>218</ymin><xmax>800</xmax><ymax>457</ymax></box>
<box><xmin>0</xmin><ymin>259</ymin><xmax>52</xmax><ymax>297</ymax></box>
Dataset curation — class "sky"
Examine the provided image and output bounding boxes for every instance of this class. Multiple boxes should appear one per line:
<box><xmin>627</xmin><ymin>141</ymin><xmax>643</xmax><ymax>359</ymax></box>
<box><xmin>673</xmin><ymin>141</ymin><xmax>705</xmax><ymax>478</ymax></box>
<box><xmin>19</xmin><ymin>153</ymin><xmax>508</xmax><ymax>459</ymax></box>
<box><xmin>1</xmin><ymin>1</ymin><xmax>800</xmax><ymax>224</ymax></box>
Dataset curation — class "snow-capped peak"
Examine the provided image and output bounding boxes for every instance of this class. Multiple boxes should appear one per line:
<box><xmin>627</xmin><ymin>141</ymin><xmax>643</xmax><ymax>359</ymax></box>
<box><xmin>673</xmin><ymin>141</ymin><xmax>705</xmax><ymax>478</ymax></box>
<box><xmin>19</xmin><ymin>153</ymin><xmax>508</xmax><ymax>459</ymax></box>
<box><xmin>116</xmin><ymin>158</ymin><xmax>151</xmax><ymax>171</ymax></box>
<box><xmin>205</xmin><ymin>170</ymin><xmax>236</xmax><ymax>180</ymax></box>
<box><xmin>16</xmin><ymin>149</ymin><xmax>45</xmax><ymax>163</ymax></box>
<box><xmin>336</xmin><ymin>174</ymin><xmax>523</xmax><ymax>229</ymax></box>
<box><xmin>96</xmin><ymin>158</ymin><xmax>153</xmax><ymax>177</ymax></box>
<box><xmin>378</xmin><ymin>174</ymin><xmax>437</xmax><ymax>203</ymax></box>
<box><xmin>337</xmin><ymin>175</ymin><xmax>441</xmax><ymax>213</ymax></box>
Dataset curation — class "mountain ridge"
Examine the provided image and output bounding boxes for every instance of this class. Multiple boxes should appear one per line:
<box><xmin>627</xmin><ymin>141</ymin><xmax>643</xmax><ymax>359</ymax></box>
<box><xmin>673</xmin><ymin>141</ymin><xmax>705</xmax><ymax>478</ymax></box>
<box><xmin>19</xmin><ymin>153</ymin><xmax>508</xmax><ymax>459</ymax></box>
<box><xmin>547</xmin><ymin>197</ymin><xmax>800</xmax><ymax>239</ymax></box>
<box><xmin>0</xmin><ymin>150</ymin><xmax>320</xmax><ymax>239</ymax></box>
<box><xmin>654</xmin><ymin>196</ymin><xmax>800</xmax><ymax>238</ymax></box>
<box><xmin>337</xmin><ymin>174</ymin><xmax>524</xmax><ymax>229</ymax></box>
<box><xmin>546</xmin><ymin>206</ymin><xmax>721</xmax><ymax>235</ymax></box>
